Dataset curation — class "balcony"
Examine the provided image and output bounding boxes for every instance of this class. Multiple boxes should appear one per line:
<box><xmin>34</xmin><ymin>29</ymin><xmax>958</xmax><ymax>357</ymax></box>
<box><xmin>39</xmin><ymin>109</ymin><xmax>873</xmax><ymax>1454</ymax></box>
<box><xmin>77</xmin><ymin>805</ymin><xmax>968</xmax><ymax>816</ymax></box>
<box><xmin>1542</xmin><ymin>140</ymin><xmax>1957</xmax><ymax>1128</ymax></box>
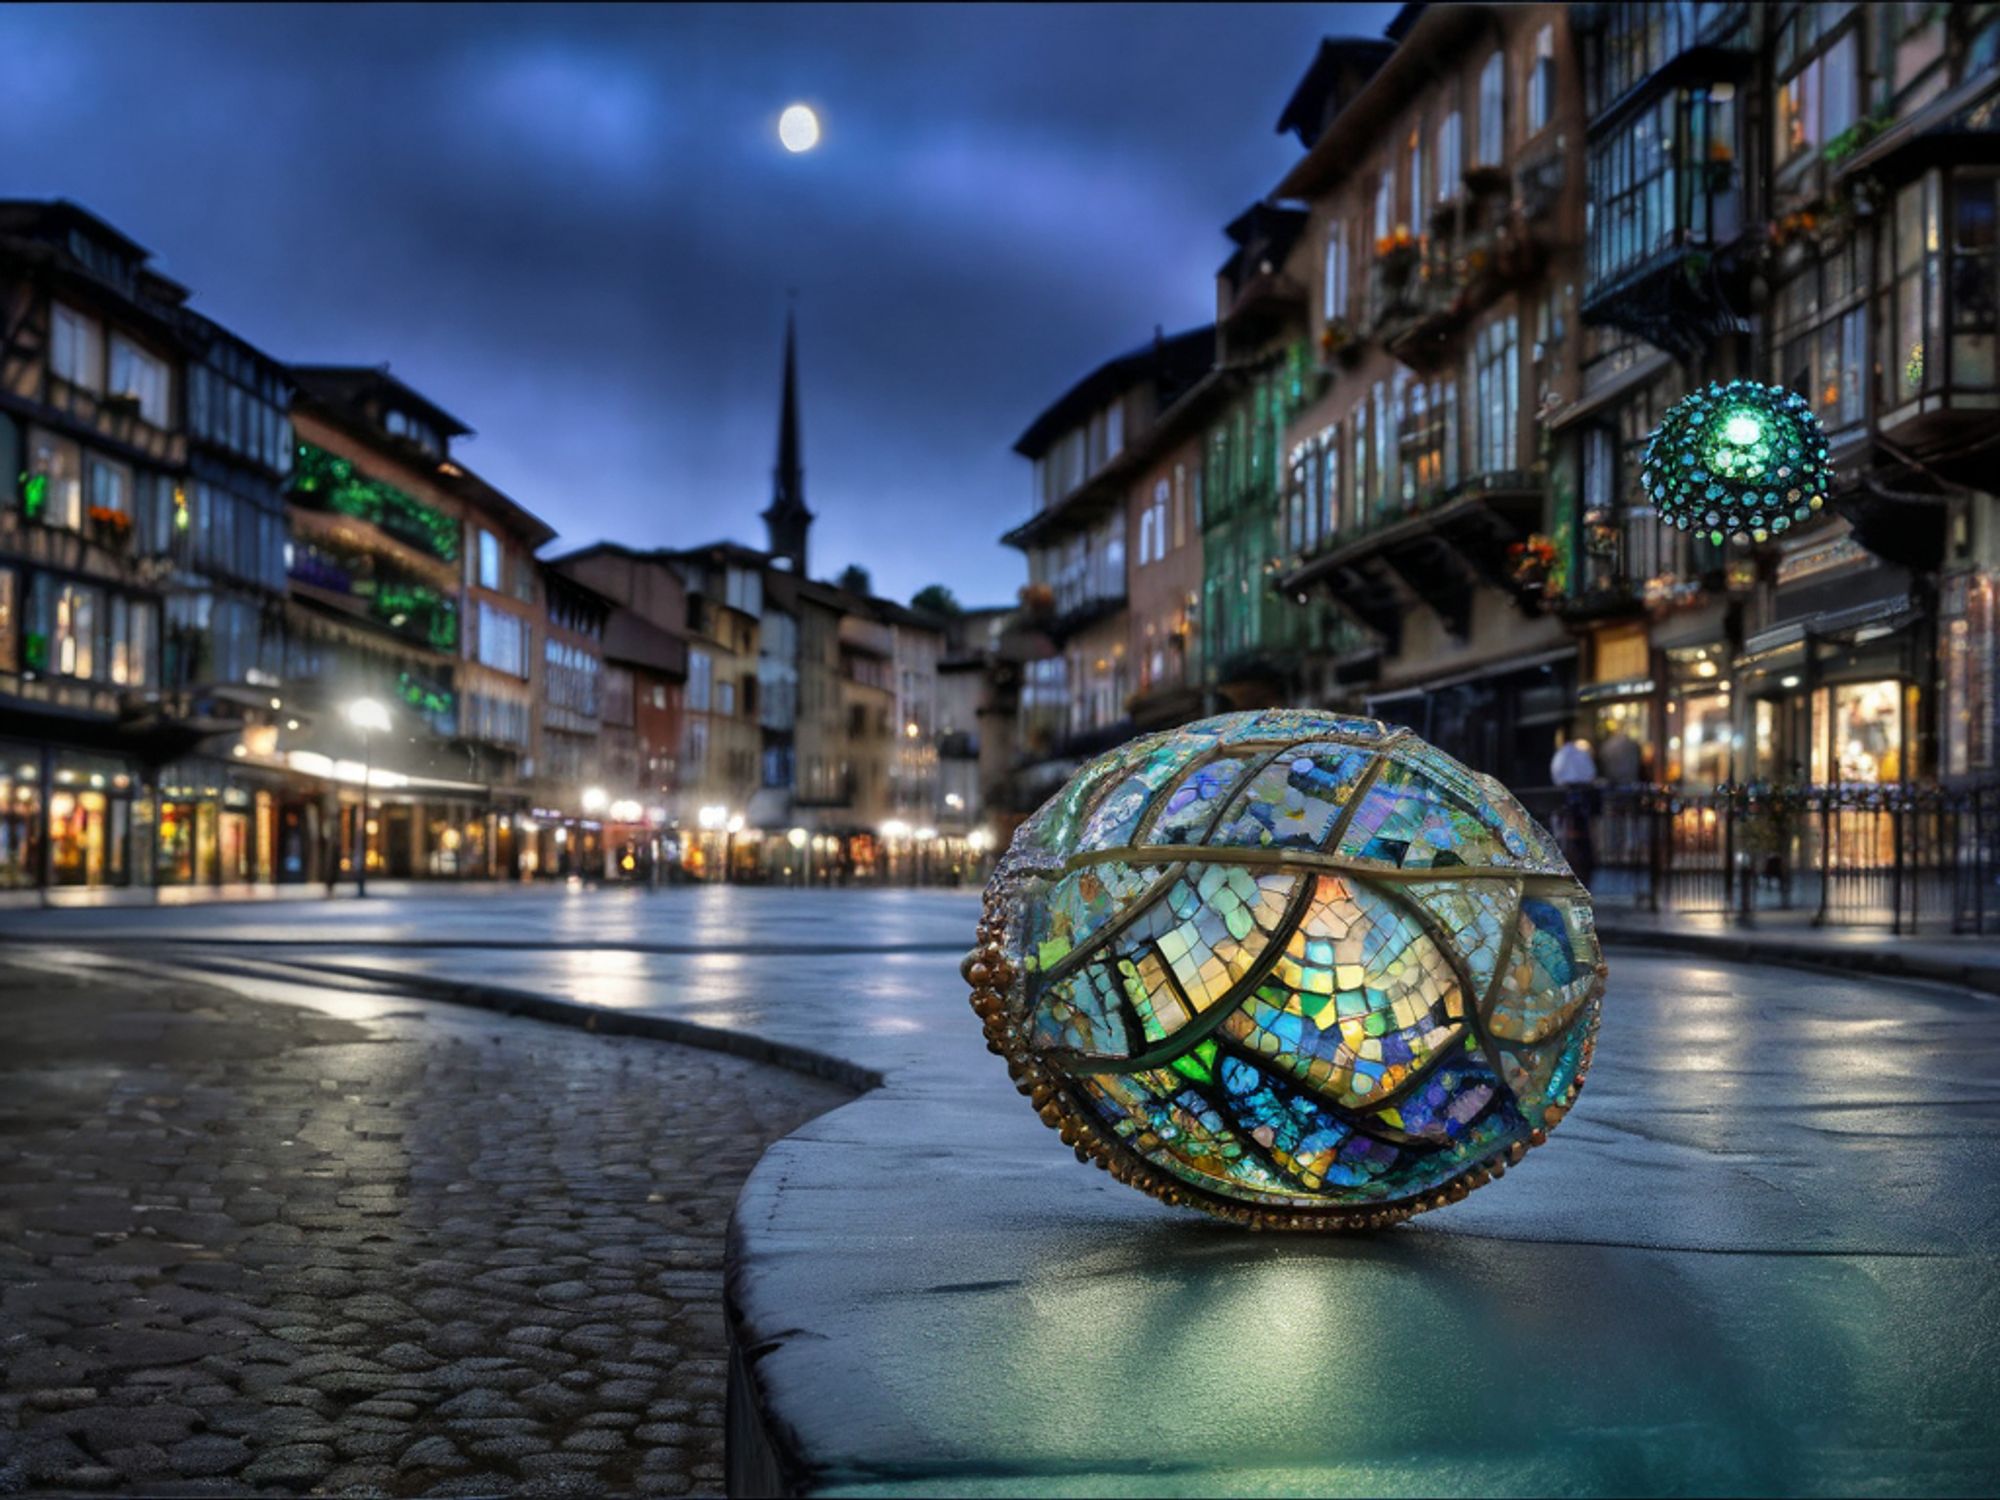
<box><xmin>1378</xmin><ymin>223</ymin><xmax>1551</xmax><ymax>373</ymax></box>
<box><xmin>1276</xmin><ymin>471</ymin><xmax>1548</xmax><ymax>643</ymax></box>
<box><xmin>1043</xmin><ymin>589</ymin><xmax>1127</xmax><ymax>645</ymax></box>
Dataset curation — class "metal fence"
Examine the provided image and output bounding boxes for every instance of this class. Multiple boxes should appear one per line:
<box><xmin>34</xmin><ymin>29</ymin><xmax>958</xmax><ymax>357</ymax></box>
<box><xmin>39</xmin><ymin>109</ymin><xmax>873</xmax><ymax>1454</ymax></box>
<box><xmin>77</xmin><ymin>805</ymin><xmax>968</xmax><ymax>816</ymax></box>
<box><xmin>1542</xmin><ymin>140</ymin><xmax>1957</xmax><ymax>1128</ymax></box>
<box><xmin>1519</xmin><ymin>781</ymin><xmax>2000</xmax><ymax>935</ymax></box>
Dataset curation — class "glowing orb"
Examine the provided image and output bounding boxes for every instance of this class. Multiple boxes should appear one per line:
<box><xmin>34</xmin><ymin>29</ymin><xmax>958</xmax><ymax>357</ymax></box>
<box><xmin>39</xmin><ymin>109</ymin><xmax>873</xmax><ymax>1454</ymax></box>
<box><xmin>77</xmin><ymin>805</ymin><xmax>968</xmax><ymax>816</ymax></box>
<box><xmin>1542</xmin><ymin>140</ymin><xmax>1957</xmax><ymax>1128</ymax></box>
<box><xmin>778</xmin><ymin>104</ymin><xmax>820</xmax><ymax>153</ymax></box>
<box><xmin>964</xmin><ymin>710</ymin><xmax>1604</xmax><ymax>1230</ymax></box>
<box><xmin>1640</xmin><ymin>379</ymin><xmax>1833</xmax><ymax>546</ymax></box>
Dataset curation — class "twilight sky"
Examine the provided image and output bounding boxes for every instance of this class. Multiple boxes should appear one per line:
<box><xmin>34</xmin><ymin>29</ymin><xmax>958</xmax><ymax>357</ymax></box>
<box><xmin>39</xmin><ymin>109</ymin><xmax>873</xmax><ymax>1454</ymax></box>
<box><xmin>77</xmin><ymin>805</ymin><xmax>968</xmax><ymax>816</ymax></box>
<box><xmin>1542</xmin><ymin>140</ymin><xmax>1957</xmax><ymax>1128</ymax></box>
<box><xmin>4</xmin><ymin>2</ymin><xmax>1398</xmax><ymax>606</ymax></box>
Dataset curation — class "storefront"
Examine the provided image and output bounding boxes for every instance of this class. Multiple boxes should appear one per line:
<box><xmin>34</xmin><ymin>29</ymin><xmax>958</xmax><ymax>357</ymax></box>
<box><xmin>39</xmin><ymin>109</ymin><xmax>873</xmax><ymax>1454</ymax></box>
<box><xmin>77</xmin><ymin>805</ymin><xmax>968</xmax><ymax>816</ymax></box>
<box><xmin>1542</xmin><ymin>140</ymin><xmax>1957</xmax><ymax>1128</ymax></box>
<box><xmin>1664</xmin><ymin>644</ymin><xmax>1736</xmax><ymax>789</ymax></box>
<box><xmin>0</xmin><ymin>744</ymin><xmax>142</xmax><ymax>891</ymax></box>
<box><xmin>1577</xmin><ymin>620</ymin><xmax>1656</xmax><ymax>785</ymax></box>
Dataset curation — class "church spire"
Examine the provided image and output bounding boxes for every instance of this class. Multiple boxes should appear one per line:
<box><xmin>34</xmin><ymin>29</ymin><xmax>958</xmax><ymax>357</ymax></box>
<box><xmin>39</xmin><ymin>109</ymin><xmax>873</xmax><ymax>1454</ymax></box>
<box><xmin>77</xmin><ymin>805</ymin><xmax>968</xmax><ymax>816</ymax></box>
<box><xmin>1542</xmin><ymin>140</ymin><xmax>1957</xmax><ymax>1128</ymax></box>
<box><xmin>763</xmin><ymin>309</ymin><xmax>812</xmax><ymax>575</ymax></box>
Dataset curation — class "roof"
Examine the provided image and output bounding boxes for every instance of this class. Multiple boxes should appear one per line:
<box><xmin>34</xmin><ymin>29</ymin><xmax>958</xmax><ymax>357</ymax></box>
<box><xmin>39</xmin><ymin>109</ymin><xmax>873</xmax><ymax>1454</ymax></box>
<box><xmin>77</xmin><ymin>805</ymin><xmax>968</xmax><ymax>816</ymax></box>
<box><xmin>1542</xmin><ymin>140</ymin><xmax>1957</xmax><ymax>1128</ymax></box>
<box><xmin>602</xmin><ymin>609</ymin><xmax>688</xmax><ymax>677</ymax></box>
<box><xmin>1218</xmin><ymin>201</ymin><xmax>1311</xmax><ymax>279</ymax></box>
<box><xmin>438</xmin><ymin>465</ymin><xmax>557</xmax><ymax>550</ymax></box>
<box><xmin>1013</xmin><ymin>324</ymin><xmax>1216</xmax><ymax>458</ymax></box>
<box><xmin>1274</xmin><ymin>38</ymin><xmax>1399</xmax><ymax>148</ymax></box>
<box><xmin>290</xmin><ymin>364</ymin><xmax>473</xmax><ymax>440</ymax></box>
<box><xmin>1274</xmin><ymin>5</ymin><xmax>1490</xmax><ymax>200</ymax></box>
<box><xmin>0</xmin><ymin>198</ymin><xmax>151</xmax><ymax>262</ymax></box>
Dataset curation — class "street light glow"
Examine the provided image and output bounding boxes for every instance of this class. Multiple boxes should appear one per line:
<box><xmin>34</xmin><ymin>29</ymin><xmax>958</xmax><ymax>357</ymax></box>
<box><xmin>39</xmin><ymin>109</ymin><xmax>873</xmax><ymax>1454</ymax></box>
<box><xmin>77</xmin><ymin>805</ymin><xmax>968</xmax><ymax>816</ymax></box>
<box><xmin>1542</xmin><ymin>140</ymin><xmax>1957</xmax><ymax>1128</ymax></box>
<box><xmin>880</xmin><ymin>819</ymin><xmax>910</xmax><ymax>840</ymax></box>
<box><xmin>346</xmin><ymin>697</ymin><xmax>391</xmax><ymax>734</ymax></box>
<box><xmin>778</xmin><ymin>103</ymin><xmax>820</xmax><ymax>153</ymax></box>
<box><xmin>787</xmin><ymin>827</ymin><xmax>808</xmax><ymax>849</ymax></box>
<box><xmin>582</xmin><ymin>787</ymin><xmax>608</xmax><ymax>813</ymax></box>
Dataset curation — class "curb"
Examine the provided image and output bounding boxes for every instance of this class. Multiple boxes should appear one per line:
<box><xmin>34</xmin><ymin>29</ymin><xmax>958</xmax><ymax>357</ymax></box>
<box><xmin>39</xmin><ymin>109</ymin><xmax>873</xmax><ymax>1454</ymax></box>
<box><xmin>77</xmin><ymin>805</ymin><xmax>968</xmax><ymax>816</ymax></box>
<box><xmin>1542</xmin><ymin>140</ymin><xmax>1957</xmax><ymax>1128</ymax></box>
<box><xmin>66</xmin><ymin>945</ymin><xmax>887</xmax><ymax>1096</ymax></box>
<box><xmin>1597</xmin><ymin>923</ymin><xmax>2000</xmax><ymax>999</ymax></box>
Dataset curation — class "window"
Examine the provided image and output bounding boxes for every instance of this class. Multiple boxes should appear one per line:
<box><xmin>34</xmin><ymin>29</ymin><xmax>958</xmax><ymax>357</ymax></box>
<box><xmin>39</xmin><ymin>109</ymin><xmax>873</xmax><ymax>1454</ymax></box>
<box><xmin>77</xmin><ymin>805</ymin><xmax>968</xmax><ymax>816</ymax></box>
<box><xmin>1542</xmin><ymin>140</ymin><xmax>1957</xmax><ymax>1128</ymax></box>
<box><xmin>687</xmin><ymin>649</ymin><xmax>712</xmax><ymax>713</ymax></box>
<box><xmin>27</xmin><ymin>431</ymin><xmax>83</xmax><ymax>530</ymax></box>
<box><xmin>1398</xmin><ymin>377</ymin><xmax>1455</xmax><ymax>503</ymax></box>
<box><xmin>477</xmin><ymin>528</ymin><xmax>502</xmax><ymax>591</ymax></box>
<box><xmin>1436</xmin><ymin>111</ymin><xmax>1462</xmax><ymax>202</ymax></box>
<box><xmin>717</xmin><ymin>680</ymin><xmax>735</xmax><ymax>716</ymax></box>
<box><xmin>1775</xmin><ymin>29</ymin><xmax>1859</xmax><ymax>169</ymax></box>
<box><xmin>476</xmin><ymin>601</ymin><xmax>528</xmax><ymax>677</ymax></box>
<box><xmin>108</xmin><ymin>335</ymin><xmax>171</xmax><ymax>426</ymax></box>
<box><xmin>1408</xmin><ymin>131</ymin><xmax>1425</xmax><ymax>238</ymax></box>
<box><xmin>1478</xmin><ymin>51</ymin><xmax>1505</xmax><ymax>165</ymax></box>
<box><xmin>724</xmin><ymin>568</ymin><xmax>761</xmax><ymax>617</ymax></box>
<box><xmin>1351</xmin><ymin>398</ymin><xmax>1368</xmax><ymax>525</ymax></box>
<box><xmin>1471</xmin><ymin>317</ymin><xmax>1520</xmax><ymax>475</ymax></box>
<box><xmin>1323</xmin><ymin>223</ymin><xmax>1349</xmax><ymax>321</ymax></box>
<box><xmin>1106</xmin><ymin>400</ymin><xmax>1124</xmax><ymax>460</ymax></box>
<box><xmin>89</xmin><ymin>458</ymin><xmax>131</xmax><ymax>518</ymax></box>
<box><xmin>1526</xmin><ymin>24</ymin><xmax>1556</xmax><ymax>137</ymax></box>
<box><xmin>1880</xmin><ymin>169</ymin><xmax>2000</xmax><ymax>406</ymax></box>
<box><xmin>50</xmin><ymin>304</ymin><xmax>102</xmax><ymax>391</ymax></box>
<box><xmin>1322</xmin><ymin>427</ymin><xmax>1341</xmax><ymax>538</ymax></box>
<box><xmin>23</xmin><ymin>579</ymin><xmax>146</xmax><ymax>685</ymax></box>
<box><xmin>1172</xmin><ymin>463</ymin><xmax>1187</xmax><ymax>548</ymax></box>
<box><xmin>1373</xmin><ymin>168</ymin><xmax>1394</xmax><ymax>241</ymax></box>
<box><xmin>1772</xmin><ymin>235</ymin><xmax>1868</xmax><ymax>431</ymax></box>
<box><xmin>1586</xmin><ymin>87</ymin><xmax>1741</xmax><ymax>289</ymax></box>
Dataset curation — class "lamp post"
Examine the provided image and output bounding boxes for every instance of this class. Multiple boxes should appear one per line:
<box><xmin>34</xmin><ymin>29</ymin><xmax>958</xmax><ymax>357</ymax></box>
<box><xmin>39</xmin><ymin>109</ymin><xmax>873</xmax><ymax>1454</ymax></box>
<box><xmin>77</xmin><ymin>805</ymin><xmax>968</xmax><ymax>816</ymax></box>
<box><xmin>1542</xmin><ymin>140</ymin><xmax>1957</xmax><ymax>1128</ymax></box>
<box><xmin>345</xmin><ymin>697</ymin><xmax>392</xmax><ymax>898</ymax></box>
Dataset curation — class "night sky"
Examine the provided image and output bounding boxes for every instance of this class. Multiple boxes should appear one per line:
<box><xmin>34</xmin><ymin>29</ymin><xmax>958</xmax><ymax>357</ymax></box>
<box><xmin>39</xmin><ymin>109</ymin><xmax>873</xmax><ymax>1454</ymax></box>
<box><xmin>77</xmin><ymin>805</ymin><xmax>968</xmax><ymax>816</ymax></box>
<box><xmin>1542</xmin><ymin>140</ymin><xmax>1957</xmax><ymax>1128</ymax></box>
<box><xmin>5</xmin><ymin>2</ymin><xmax>1398</xmax><ymax>606</ymax></box>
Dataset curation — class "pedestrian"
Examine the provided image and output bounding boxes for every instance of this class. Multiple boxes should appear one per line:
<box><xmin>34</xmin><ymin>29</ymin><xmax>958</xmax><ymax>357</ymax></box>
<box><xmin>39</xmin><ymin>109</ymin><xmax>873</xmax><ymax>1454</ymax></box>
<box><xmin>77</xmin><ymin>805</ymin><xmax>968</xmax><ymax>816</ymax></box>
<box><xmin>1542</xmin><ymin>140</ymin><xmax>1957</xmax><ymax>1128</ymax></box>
<box><xmin>1599</xmin><ymin>723</ymin><xmax>1642</xmax><ymax>787</ymax></box>
<box><xmin>1550</xmin><ymin>725</ymin><xmax>1599</xmax><ymax>887</ymax></box>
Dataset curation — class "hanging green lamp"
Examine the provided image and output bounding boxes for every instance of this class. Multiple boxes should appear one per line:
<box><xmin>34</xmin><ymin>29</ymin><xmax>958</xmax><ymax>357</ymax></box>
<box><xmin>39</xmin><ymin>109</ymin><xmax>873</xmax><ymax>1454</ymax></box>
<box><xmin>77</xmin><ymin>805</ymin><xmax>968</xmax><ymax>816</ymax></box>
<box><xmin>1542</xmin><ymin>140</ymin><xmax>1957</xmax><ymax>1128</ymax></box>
<box><xmin>1639</xmin><ymin>379</ymin><xmax>1833</xmax><ymax>546</ymax></box>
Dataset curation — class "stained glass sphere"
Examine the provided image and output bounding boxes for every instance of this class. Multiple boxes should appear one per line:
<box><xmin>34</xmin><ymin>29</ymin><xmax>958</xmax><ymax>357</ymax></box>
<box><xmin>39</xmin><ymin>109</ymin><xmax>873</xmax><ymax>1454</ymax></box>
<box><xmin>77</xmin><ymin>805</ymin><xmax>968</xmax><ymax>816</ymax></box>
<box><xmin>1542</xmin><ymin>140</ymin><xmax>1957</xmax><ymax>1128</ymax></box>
<box><xmin>1639</xmin><ymin>379</ymin><xmax>1833</xmax><ymax>547</ymax></box>
<box><xmin>965</xmin><ymin>710</ymin><xmax>1604</xmax><ymax>1230</ymax></box>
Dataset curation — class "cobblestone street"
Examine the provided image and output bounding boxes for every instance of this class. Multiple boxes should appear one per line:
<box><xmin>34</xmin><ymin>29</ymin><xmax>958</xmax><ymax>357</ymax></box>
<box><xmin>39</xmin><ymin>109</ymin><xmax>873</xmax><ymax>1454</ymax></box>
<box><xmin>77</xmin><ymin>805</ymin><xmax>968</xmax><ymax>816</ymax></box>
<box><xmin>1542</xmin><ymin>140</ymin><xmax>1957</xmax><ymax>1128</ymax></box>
<box><xmin>0</xmin><ymin>957</ymin><xmax>854</xmax><ymax>1497</ymax></box>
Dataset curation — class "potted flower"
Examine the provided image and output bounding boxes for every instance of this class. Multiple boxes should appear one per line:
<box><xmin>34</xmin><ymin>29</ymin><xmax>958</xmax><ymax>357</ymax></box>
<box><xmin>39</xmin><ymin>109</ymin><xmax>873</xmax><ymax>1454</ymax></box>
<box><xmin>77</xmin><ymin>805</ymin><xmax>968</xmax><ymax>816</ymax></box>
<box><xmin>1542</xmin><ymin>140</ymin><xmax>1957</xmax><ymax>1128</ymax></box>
<box><xmin>1318</xmin><ymin>319</ymin><xmax>1362</xmax><ymax>369</ymax></box>
<box><xmin>87</xmin><ymin>505</ymin><xmax>133</xmax><ymax>551</ymax></box>
<box><xmin>1508</xmin><ymin>533</ymin><xmax>1558</xmax><ymax>592</ymax></box>
<box><xmin>1375</xmin><ymin>225</ymin><xmax>1419</xmax><ymax>284</ymax></box>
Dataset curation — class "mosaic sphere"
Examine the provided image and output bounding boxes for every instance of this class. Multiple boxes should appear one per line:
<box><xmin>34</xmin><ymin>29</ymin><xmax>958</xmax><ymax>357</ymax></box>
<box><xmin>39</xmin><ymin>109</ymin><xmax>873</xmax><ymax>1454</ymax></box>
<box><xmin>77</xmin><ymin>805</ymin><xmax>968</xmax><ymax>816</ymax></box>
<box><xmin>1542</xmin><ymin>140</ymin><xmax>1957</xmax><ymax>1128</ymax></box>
<box><xmin>1639</xmin><ymin>379</ymin><xmax>1833</xmax><ymax>547</ymax></box>
<box><xmin>966</xmin><ymin>710</ymin><xmax>1604</xmax><ymax>1230</ymax></box>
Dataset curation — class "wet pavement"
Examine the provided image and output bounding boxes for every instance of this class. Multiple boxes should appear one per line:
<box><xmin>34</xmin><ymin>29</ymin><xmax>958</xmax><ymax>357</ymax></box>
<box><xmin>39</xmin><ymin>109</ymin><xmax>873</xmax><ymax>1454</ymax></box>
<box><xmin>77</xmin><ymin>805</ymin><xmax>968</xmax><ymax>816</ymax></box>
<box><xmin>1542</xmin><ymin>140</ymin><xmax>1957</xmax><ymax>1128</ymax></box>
<box><xmin>0</xmin><ymin>949</ymin><xmax>851</xmax><ymax>1497</ymax></box>
<box><xmin>4</xmin><ymin>887</ymin><xmax>1998</xmax><ymax>1496</ymax></box>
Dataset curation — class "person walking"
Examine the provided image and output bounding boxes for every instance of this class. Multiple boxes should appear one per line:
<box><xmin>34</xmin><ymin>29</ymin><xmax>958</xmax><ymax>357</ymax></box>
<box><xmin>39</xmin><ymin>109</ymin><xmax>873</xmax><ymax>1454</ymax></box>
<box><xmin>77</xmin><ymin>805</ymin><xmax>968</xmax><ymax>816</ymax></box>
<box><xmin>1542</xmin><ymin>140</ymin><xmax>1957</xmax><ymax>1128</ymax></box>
<box><xmin>1550</xmin><ymin>726</ymin><xmax>1600</xmax><ymax>887</ymax></box>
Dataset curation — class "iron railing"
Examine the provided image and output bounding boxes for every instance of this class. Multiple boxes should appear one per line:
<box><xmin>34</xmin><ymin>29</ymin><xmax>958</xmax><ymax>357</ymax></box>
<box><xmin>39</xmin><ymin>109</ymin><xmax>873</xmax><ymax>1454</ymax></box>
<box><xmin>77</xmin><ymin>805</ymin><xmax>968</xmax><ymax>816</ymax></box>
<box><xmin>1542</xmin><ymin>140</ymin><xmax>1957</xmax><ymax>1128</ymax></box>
<box><xmin>1519</xmin><ymin>780</ymin><xmax>2000</xmax><ymax>934</ymax></box>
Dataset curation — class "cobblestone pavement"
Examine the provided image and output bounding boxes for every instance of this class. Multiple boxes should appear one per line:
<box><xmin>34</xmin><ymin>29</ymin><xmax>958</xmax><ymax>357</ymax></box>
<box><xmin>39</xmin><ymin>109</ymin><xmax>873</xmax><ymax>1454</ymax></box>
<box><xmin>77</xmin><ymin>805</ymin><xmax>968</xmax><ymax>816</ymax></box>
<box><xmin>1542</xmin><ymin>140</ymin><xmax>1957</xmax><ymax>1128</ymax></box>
<box><xmin>0</xmin><ymin>958</ymin><xmax>855</xmax><ymax>1497</ymax></box>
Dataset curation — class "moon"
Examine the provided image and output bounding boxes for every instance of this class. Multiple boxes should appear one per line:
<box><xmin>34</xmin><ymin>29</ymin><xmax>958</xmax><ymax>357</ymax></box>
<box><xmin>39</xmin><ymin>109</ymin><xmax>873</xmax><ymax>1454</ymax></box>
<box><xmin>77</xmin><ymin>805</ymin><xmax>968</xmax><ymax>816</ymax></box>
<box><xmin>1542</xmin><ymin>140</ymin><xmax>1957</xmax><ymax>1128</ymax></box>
<box><xmin>778</xmin><ymin>104</ymin><xmax>820</xmax><ymax>153</ymax></box>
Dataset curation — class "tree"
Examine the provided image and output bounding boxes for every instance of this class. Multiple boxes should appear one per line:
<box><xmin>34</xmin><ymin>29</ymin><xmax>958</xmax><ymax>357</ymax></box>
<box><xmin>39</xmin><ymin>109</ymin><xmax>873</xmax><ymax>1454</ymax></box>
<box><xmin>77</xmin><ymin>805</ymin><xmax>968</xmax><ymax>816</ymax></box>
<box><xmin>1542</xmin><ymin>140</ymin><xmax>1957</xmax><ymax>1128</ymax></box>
<box><xmin>836</xmin><ymin>564</ymin><xmax>872</xmax><ymax>596</ymax></box>
<box><xmin>911</xmin><ymin>583</ymin><xmax>962</xmax><ymax>617</ymax></box>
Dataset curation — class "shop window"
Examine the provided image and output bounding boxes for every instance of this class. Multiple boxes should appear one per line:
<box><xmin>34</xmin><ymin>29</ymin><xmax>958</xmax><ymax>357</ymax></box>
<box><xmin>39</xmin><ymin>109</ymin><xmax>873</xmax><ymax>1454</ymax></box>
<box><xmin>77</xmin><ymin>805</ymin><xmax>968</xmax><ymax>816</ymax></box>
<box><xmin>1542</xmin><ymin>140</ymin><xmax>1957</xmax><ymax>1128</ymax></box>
<box><xmin>0</xmin><ymin>764</ymin><xmax>39</xmax><ymax>889</ymax></box>
<box><xmin>1942</xmin><ymin>572</ymin><xmax>1996</xmax><ymax>775</ymax></box>
<box><xmin>1826</xmin><ymin>680</ymin><xmax>1905</xmax><ymax>783</ymax></box>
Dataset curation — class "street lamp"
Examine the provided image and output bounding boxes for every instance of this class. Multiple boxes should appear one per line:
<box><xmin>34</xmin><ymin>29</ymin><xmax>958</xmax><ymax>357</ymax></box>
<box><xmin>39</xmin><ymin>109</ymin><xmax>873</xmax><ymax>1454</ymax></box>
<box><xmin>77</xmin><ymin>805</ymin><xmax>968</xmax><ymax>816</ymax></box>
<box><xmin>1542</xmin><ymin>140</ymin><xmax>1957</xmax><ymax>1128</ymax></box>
<box><xmin>788</xmin><ymin>825</ymin><xmax>809</xmax><ymax>887</ymax></box>
<box><xmin>582</xmin><ymin>786</ymin><xmax>607</xmax><ymax>814</ymax></box>
<box><xmin>345</xmin><ymin>697</ymin><xmax>391</xmax><ymax>897</ymax></box>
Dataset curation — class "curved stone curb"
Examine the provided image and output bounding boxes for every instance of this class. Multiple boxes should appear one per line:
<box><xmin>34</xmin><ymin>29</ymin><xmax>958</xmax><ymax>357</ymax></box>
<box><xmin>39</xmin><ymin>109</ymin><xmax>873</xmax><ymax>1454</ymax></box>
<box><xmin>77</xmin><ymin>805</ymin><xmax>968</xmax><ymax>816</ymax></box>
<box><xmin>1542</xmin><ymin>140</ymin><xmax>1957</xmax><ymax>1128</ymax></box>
<box><xmin>66</xmin><ymin>944</ymin><xmax>887</xmax><ymax>1096</ymax></box>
